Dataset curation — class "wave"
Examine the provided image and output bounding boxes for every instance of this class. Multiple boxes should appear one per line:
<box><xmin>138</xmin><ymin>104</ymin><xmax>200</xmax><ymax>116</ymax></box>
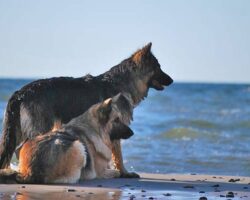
<box><xmin>157</xmin><ymin>127</ymin><xmax>220</xmax><ymax>141</ymax></box>
<box><xmin>159</xmin><ymin>127</ymin><xmax>200</xmax><ymax>140</ymax></box>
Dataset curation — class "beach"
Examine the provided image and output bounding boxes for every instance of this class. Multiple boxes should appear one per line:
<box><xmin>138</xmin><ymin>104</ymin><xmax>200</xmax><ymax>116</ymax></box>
<box><xmin>0</xmin><ymin>173</ymin><xmax>249</xmax><ymax>199</ymax></box>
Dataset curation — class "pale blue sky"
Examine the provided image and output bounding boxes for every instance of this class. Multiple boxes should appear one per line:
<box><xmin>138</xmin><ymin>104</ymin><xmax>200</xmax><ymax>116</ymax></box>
<box><xmin>0</xmin><ymin>0</ymin><xmax>249</xmax><ymax>83</ymax></box>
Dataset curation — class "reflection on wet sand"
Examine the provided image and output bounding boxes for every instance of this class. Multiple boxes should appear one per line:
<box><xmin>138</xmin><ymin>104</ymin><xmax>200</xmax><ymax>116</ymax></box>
<box><xmin>0</xmin><ymin>190</ymin><xmax>122</xmax><ymax>200</ymax></box>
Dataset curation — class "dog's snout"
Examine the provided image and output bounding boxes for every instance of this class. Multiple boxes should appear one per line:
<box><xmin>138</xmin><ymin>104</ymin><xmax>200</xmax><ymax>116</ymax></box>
<box><xmin>159</xmin><ymin>69</ymin><xmax>173</xmax><ymax>86</ymax></box>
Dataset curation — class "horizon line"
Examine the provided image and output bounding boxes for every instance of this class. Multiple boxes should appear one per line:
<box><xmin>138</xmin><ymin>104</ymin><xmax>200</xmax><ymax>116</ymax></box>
<box><xmin>0</xmin><ymin>76</ymin><xmax>249</xmax><ymax>85</ymax></box>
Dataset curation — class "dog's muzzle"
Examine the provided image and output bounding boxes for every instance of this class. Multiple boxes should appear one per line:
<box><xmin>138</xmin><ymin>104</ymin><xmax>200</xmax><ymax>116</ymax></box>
<box><xmin>150</xmin><ymin>68</ymin><xmax>173</xmax><ymax>90</ymax></box>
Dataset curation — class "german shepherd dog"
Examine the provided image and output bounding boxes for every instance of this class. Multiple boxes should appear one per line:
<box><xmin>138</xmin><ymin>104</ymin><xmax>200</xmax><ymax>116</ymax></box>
<box><xmin>0</xmin><ymin>94</ymin><xmax>134</xmax><ymax>184</ymax></box>
<box><xmin>0</xmin><ymin>43</ymin><xmax>173</xmax><ymax>177</ymax></box>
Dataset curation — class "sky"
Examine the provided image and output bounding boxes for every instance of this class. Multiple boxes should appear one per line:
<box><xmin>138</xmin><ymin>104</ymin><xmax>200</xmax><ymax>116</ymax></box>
<box><xmin>0</xmin><ymin>0</ymin><xmax>249</xmax><ymax>83</ymax></box>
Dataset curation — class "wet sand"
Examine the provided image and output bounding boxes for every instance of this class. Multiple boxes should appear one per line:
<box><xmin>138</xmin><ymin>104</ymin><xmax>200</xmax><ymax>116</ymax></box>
<box><xmin>0</xmin><ymin>173</ymin><xmax>249</xmax><ymax>199</ymax></box>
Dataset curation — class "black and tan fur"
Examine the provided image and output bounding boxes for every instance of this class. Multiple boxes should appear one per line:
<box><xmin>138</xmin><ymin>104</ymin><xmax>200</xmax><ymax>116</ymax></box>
<box><xmin>0</xmin><ymin>94</ymin><xmax>134</xmax><ymax>184</ymax></box>
<box><xmin>0</xmin><ymin>43</ymin><xmax>173</xmax><ymax>177</ymax></box>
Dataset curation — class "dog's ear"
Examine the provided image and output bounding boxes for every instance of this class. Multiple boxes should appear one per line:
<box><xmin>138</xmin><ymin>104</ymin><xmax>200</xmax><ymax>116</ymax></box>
<box><xmin>132</xmin><ymin>42</ymin><xmax>152</xmax><ymax>65</ymax></box>
<box><xmin>113</xmin><ymin>93</ymin><xmax>131</xmax><ymax>113</ymax></box>
<box><xmin>110</xmin><ymin>121</ymin><xmax>134</xmax><ymax>141</ymax></box>
<box><xmin>97</xmin><ymin>98</ymin><xmax>112</xmax><ymax>124</ymax></box>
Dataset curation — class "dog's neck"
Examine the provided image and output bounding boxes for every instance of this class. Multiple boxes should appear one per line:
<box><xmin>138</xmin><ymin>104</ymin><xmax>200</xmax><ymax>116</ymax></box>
<box><xmin>98</xmin><ymin>61</ymin><xmax>150</xmax><ymax>106</ymax></box>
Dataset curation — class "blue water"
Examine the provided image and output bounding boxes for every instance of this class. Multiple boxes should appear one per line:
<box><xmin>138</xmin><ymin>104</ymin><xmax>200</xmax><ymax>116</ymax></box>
<box><xmin>0</xmin><ymin>79</ymin><xmax>250</xmax><ymax>176</ymax></box>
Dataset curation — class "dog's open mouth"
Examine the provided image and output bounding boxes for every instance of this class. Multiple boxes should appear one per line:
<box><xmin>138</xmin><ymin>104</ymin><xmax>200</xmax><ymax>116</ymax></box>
<box><xmin>151</xmin><ymin>80</ymin><xmax>165</xmax><ymax>90</ymax></box>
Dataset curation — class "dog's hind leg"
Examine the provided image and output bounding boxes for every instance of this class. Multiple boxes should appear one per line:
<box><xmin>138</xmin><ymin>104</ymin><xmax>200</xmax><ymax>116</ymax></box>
<box><xmin>52</xmin><ymin>140</ymin><xmax>87</xmax><ymax>184</ymax></box>
<box><xmin>112</xmin><ymin>140</ymin><xmax>140</xmax><ymax>178</ymax></box>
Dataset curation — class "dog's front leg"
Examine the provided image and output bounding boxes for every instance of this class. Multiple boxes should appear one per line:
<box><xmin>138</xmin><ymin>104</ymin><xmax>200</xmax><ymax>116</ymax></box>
<box><xmin>112</xmin><ymin>140</ymin><xmax>140</xmax><ymax>178</ymax></box>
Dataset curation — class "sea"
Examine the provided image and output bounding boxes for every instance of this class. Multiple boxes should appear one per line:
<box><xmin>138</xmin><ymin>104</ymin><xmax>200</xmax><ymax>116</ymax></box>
<box><xmin>0</xmin><ymin>79</ymin><xmax>249</xmax><ymax>177</ymax></box>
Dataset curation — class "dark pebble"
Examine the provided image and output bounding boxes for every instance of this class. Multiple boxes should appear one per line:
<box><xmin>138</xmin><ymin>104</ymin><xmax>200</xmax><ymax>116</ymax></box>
<box><xmin>129</xmin><ymin>195</ymin><xmax>136</xmax><ymax>200</ymax></box>
<box><xmin>21</xmin><ymin>186</ymin><xmax>25</xmax><ymax>188</ymax></box>
<box><xmin>97</xmin><ymin>185</ymin><xmax>102</xmax><ymax>187</ymax></box>
<box><xmin>199</xmin><ymin>197</ymin><xmax>207</xmax><ymax>200</ymax></box>
<box><xmin>67</xmin><ymin>189</ymin><xmax>76</xmax><ymax>192</ymax></box>
<box><xmin>220</xmin><ymin>195</ymin><xmax>225</xmax><ymax>197</ymax></box>
<box><xmin>163</xmin><ymin>193</ymin><xmax>172</xmax><ymax>196</ymax></box>
<box><xmin>88</xmin><ymin>192</ymin><xmax>93</xmax><ymax>195</ymax></box>
<box><xmin>213</xmin><ymin>176</ymin><xmax>217</xmax><ymax>178</ymax></box>
<box><xmin>199</xmin><ymin>191</ymin><xmax>205</xmax><ymax>193</ymax></box>
<box><xmin>75</xmin><ymin>195</ymin><xmax>81</xmax><ymax>198</ymax></box>
<box><xmin>243</xmin><ymin>187</ymin><xmax>248</xmax><ymax>189</ymax></box>
<box><xmin>141</xmin><ymin>195</ymin><xmax>146</xmax><ymax>197</ymax></box>
<box><xmin>214</xmin><ymin>189</ymin><xmax>221</xmax><ymax>192</ymax></box>
<box><xmin>170</xmin><ymin>178</ymin><xmax>176</xmax><ymax>181</ymax></box>
<box><xmin>229</xmin><ymin>178</ymin><xmax>240</xmax><ymax>182</ymax></box>
<box><xmin>184</xmin><ymin>185</ymin><xmax>194</xmax><ymax>189</ymax></box>
<box><xmin>212</xmin><ymin>184</ymin><xmax>220</xmax><ymax>187</ymax></box>
<box><xmin>226</xmin><ymin>191</ymin><xmax>234</xmax><ymax>198</ymax></box>
<box><xmin>141</xmin><ymin>189</ymin><xmax>146</xmax><ymax>192</ymax></box>
<box><xmin>148</xmin><ymin>197</ymin><xmax>154</xmax><ymax>200</ymax></box>
<box><xmin>130</xmin><ymin>188</ymin><xmax>135</xmax><ymax>190</ymax></box>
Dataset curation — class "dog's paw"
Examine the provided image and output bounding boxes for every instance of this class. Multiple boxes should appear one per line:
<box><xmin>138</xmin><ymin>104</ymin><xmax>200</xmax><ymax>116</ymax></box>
<box><xmin>120</xmin><ymin>172</ymin><xmax>140</xmax><ymax>178</ymax></box>
<box><xmin>102</xmin><ymin>169</ymin><xmax>120</xmax><ymax>179</ymax></box>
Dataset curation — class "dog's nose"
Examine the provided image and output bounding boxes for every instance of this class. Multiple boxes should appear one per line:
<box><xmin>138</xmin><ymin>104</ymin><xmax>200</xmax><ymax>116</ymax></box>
<box><xmin>168</xmin><ymin>76</ymin><xmax>173</xmax><ymax>85</ymax></box>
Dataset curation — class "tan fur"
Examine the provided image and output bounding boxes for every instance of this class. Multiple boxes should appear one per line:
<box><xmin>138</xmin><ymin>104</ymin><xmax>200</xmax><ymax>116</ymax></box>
<box><xmin>132</xmin><ymin>42</ymin><xmax>152</xmax><ymax>65</ymax></box>
<box><xmin>50</xmin><ymin>141</ymin><xmax>86</xmax><ymax>183</ymax></box>
<box><xmin>19</xmin><ymin>141</ymin><xmax>34</xmax><ymax>180</ymax></box>
<box><xmin>51</xmin><ymin>120</ymin><xmax>62</xmax><ymax>132</ymax></box>
<box><xmin>112</xmin><ymin>140</ymin><xmax>126</xmax><ymax>173</ymax></box>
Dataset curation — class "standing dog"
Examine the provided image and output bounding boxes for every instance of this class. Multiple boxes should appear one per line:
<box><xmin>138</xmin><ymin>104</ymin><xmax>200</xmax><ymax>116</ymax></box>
<box><xmin>0</xmin><ymin>94</ymin><xmax>134</xmax><ymax>183</ymax></box>
<box><xmin>0</xmin><ymin>43</ymin><xmax>173</xmax><ymax>177</ymax></box>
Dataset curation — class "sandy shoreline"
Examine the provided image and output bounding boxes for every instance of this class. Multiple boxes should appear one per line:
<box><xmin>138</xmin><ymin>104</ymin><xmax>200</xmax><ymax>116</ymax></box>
<box><xmin>0</xmin><ymin>173</ymin><xmax>249</xmax><ymax>199</ymax></box>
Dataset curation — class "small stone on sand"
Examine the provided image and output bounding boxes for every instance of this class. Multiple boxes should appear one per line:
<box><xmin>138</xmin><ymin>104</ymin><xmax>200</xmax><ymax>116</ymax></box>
<box><xmin>212</xmin><ymin>184</ymin><xmax>220</xmax><ymax>187</ymax></box>
<box><xmin>67</xmin><ymin>189</ymin><xmax>76</xmax><ymax>192</ymax></box>
<box><xmin>163</xmin><ymin>193</ymin><xmax>172</xmax><ymax>196</ymax></box>
<box><xmin>226</xmin><ymin>191</ymin><xmax>234</xmax><ymax>198</ymax></box>
<box><xmin>184</xmin><ymin>185</ymin><xmax>195</xmax><ymax>189</ymax></box>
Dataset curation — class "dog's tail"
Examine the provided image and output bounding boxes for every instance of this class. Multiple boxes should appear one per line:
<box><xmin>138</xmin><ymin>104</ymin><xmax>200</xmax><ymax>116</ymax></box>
<box><xmin>0</xmin><ymin>168</ymin><xmax>23</xmax><ymax>183</ymax></box>
<box><xmin>0</xmin><ymin>91</ymin><xmax>22</xmax><ymax>169</ymax></box>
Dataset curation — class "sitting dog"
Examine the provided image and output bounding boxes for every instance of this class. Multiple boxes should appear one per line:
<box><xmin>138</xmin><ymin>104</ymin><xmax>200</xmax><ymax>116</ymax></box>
<box><xmin>0</xmin><ymin>93</ymin><xmax>134</xmax><ymax>184</ymax></box>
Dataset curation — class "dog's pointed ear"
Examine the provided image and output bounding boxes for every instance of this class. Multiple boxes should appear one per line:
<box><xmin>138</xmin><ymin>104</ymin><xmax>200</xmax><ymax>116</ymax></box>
<box><xmin>97</xmin><ymin>98</ymin><xmax>112</xmax><ymax>124</ymax></box>
<box><xmin>132</xmin><ymin>42</ymin><xmax>152</xmax><ymax>65</ymax></box>
<box><xmin>113</xmin><ymin>93</ymin><xmax>131</xmax><ymax>113</ymax></box>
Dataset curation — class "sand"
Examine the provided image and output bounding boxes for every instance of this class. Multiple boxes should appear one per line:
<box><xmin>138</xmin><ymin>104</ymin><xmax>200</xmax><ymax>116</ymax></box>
<box><xmin>0</xmin><ymin>173</ymin><xmax>249</xmax><ymax>199</ymax></box>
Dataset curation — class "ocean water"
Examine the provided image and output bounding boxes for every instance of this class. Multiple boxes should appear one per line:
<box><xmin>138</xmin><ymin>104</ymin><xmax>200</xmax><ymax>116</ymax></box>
<box><xmin>0</xmin><ymin>79</ymin><xmax>249</xmax><ymax>176</ymax></box>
